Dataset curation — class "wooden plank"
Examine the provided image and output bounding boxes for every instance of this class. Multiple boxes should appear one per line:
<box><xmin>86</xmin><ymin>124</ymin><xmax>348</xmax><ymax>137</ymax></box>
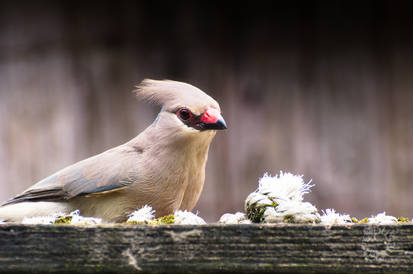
<box><xmin>0</xmin><ymin>224</ymin><xmax>413</xmax><ymax>273</ymax></box>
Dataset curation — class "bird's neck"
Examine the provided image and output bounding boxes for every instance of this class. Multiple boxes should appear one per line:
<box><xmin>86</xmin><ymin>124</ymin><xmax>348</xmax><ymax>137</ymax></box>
<box><xmin>127</xmin><ymin>125</ymin><xmax>215</xmax><ymax>166</ymax></box>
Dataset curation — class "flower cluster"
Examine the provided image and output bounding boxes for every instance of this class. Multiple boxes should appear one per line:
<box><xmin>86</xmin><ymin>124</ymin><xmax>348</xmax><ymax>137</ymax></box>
<box><xmin>243</xmin><ymin>171</ymin><xmax>320</xmax><ymax>224</ymax></box>
<box><xmin>21</xmin><ymin>210</ymin><xmax>102</xmax><ymax>225</ymax></box>
<box><xmin>127</xmin><ymin>206</ymin><xmax>206</xmax><ymax>225</ymax></box>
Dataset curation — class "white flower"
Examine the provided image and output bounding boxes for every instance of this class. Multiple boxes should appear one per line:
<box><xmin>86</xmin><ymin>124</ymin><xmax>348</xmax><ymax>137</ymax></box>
<box><xmin>320</xmin><ymin>209</ymin><xmax>352</xmax><ymax>225</ymax></box>
<box><xmin>174</xmin><ymin>210</ymin><xmax>206</xmax><ymax>225</ymax></box>
<box><xmin>22</xmin><ymin>213</ymin><xmax>63</xmax><ymax>224</ymax></box>
<box><xmin>127</xmin><ymin>205</ymin><xmax>155</xmax><ymax>224</ymax></box>
<box><xmin>264</xmin><ymin>200</ymin><xmax>320</xmax><ymax>224</ymax></box>
<box><xmin>244</xmin><ymin>192</ymin><xmax>274</xmax><ymax>214</ymax></box>
<box><xmin>21</xmin><ymin>210</ymin><xmax>102</xmax><ymax>225</ymax></box>
<box><xmin>245</xmin><ymin>171</ymin><xmax>319</xmax><ymax>224</ymax></box>
<box><xmin>368</xmin><ymin>212</ymin><xmax>397</xmax><ymax>225</ymax></box>
<box><xmin>127</xmin><ymin>207</ymin><xmax>206</xmax><ymax>225</ymax></box>
<box><xmin>258</xmin><ymin>171</ymin><xmax>313</xmax><ymax>202</ymax></box>
<box><xmin>219</xmin><ymin>212</ymin><xmax>250</xmax><ymax>224</ymax></box>
<box><xmin>69</xmin><ymin>210</ymin><xmax>102</xmax><ymax>225</ymax></box>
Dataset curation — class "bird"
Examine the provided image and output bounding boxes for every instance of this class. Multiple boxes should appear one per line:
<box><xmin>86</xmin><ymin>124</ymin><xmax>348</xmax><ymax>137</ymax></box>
<box><xmin>0</xmin><ymin>79</ymin><xmax>227</xmax><ymax>223</ymax></box>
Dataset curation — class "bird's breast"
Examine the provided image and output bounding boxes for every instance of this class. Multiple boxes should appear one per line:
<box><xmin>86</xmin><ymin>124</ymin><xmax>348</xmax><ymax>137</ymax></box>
<box><xmin>123</xmin><ymin>130</ymin><xmax>214</xmax><ymax>217</ymax></box>
<box><xmin>140</xmin><ymin>140</ymin><xmax>210</xmax><ymax>215</ymax></box>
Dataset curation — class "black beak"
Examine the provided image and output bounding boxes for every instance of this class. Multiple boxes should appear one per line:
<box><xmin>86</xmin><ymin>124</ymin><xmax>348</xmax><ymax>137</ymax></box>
<box><xmin>199</xmin><ymin>117</ymin><xmax>227</xmax><ymax>130</ymax></box>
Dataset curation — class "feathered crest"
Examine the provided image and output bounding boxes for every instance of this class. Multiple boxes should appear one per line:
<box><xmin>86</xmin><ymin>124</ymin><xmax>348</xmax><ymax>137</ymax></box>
<box><xmin>134</xmin><ymin>79</ymin><xmax>219</xmax><ymax>113</ymax></box>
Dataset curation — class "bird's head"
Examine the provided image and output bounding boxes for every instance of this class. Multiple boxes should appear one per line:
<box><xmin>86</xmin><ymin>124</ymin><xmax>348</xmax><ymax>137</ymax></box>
<box><xmin>135</xmin><ymin>79</ymin><xmax>227</xmax><ymax>138</ymax></box>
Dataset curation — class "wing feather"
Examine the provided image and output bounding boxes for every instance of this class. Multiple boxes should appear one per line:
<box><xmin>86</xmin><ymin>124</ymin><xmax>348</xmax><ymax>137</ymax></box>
<box><xmin>2</xmin><ymin>146</ymin><xmax>138</xmax><ymax>206</ymax></box>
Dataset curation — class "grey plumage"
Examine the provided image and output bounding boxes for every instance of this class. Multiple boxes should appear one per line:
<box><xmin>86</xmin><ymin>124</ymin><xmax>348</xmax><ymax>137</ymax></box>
<box><xmin>0</xmin><ymin>79</ymin><xmax>226</xmax><ymax>223</ymax></box>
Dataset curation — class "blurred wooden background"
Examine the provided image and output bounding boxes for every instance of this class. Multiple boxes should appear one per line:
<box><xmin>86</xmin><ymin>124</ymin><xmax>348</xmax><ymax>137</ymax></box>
<box><xmin>0</xmin><ymin>1</ymin><xmax>412</xmax><ymax>221</ymax></box>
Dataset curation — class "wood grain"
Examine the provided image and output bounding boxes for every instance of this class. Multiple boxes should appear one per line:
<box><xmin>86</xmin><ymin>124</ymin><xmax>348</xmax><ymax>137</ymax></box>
<box><xmin>1</xmin><ymin>224</ymin><xmax>413</xmax><ymax>273</ymax></box>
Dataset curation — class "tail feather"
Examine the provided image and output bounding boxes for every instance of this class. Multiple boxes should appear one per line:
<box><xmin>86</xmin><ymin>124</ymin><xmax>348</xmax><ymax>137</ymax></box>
<box><xmin>0</xmin><ymin>202</ymin><xmax>72</xmax><ymax>222</ymax></box>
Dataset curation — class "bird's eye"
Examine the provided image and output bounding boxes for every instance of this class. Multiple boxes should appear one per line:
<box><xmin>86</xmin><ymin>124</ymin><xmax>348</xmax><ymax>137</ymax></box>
<box><xmin>177</xmin><ymin>108</ymin><xmax>192</xmax><ymax>121</ymax></box>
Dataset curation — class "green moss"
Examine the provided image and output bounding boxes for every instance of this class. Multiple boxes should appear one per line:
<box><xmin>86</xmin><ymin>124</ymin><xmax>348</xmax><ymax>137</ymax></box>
<box><xmin>247</xmin><ymin>207</ymin><xmax>265</xmax><ymax>223</ymax></box>
<box><xmin>152</xmin><ymin>215</ymin><xmax>175</xmax><ymax>224</ymax></box>
<box><xmin>54</xmin><ymin>215</ymin><xmax>73</xmax><ymax>224</ymax></box>
<box><xmin>397</xmin><ymin>216</ymin><xmax>410</xmax><ymax>223</ymax></box>
<box><xmin>126</xmin><ymin>219</ymin><xmax>152</xmax><ymax>225</ymax></box>
<box><xmin>246</xmin><ymin>201</ymin><xmax>278</xmax><ymax>223</ymax></box>
<box><xmin>127</xmin><ymin>215</ymin><xmax>176</xmax><ymax>225</ymax></box>
<box><xmin>126</xmin><ymin>220</ymin><xmax>139</xmax><ymax>225</ymax></box>
<box><xmin>283</xmin><ymin>214</ymin><xmax>296</xmax><ymax>223</ymax></box>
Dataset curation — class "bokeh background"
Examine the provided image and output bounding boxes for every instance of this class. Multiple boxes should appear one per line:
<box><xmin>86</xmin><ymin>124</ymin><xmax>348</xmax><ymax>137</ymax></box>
<box><xmin>0</xmin><ymin>1</ymin><xmax>412</xmax><ymax>222</ymax></box>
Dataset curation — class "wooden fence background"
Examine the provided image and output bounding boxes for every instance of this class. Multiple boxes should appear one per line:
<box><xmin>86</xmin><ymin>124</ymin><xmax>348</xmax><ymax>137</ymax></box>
<box><xmin>0</xmin><ymin>1</ymin><xmax>412</xmax><ymax>221</ymax></box>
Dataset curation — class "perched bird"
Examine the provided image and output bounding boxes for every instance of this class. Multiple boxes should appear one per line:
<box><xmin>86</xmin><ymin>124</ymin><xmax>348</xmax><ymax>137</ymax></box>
<box><xmin>0</xmin><ymin>79</ymin><xmax>226</xmax><ymax>223</ymax></box>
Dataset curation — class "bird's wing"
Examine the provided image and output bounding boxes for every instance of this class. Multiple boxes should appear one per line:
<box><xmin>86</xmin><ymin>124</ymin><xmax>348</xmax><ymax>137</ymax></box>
<box><xmin>2</xmin><ymin>146</ymin><xmax>138</xmax><ymax>206</ymax></box>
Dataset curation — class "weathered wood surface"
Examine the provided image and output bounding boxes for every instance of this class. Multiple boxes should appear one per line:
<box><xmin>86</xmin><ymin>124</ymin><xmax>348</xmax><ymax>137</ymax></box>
<box><xmin>1</xmin><ymin>224</ymin><xmax>413</xmax><ymax>273</ymax></box>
